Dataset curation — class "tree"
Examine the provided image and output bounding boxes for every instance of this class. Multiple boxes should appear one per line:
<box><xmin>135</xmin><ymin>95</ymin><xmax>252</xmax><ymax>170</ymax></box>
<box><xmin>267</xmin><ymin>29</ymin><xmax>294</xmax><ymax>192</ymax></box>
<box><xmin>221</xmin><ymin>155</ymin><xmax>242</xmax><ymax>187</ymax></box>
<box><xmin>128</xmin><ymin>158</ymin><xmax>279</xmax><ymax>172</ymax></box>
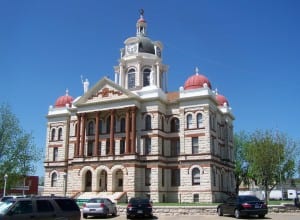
<box><xmin>0</xmin><ymin>103</ymin><xmax>40</xmax><ymax>191</ymax></box>
<box><xmin>244</xmin><ymin>129</ymin><xmax>297</xmax><ymax>204</ymax></box>
<box><xmin>234</xmin><ymin>131</ymin><xmax>251</xmax><ymax>195</ymax></box>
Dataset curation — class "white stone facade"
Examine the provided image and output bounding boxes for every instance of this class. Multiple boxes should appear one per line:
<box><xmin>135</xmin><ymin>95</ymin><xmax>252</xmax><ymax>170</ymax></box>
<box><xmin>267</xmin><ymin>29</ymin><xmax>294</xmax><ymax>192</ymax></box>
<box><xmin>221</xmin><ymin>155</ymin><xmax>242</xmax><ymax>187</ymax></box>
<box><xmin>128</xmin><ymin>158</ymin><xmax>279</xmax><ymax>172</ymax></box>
<box><xmin>43</xmin><ymin>12</ymin><xmax>235</xmax><ymax>203</ymax></box>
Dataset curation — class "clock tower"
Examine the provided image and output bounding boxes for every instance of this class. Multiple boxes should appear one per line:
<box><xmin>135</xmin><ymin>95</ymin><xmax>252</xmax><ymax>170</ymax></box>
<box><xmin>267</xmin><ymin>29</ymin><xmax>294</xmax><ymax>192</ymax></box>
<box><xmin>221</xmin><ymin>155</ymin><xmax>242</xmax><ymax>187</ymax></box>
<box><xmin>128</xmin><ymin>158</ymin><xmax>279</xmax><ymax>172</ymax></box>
<box><xmin>114</xmin><ymin>10</ymin><xmax>168</xmax><ymax>92</ymax></box>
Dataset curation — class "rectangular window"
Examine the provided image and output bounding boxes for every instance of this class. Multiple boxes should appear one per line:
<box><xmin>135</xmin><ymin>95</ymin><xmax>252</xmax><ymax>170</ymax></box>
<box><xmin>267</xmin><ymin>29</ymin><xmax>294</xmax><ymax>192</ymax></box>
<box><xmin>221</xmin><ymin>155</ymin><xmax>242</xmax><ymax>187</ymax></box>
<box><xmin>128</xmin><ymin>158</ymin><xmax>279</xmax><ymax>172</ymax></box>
<box><xmin>98</xmin><ymin>142</ymin><xmax>102</xmax><ymax>155</ymax></box>
<box><xmin>161</xmin><ymin>168</ymin><xmax>164</xmax><ymax>187</ymax></box>
<box><xmin>87</xmin><ymin>141</ymin><xmax>94</xmax><ymax>156</ymax></box>
<box><xmin>171</xmin><ymin>139</ymin><xmax>180</xmax><ymax>156</ymax></box>
<box><xmin>171</xmin><ymin>169</ymin><xmax>180</xmax><ymax>186</ymax></box>
<box><xmin>53</xmin><ymin>147</ymin><xmax>58</xmax><ymax>161</ymax></box>
<box><xmin>120</xmin><ymin>139</ymin><xmax>125</xmax><ymax>154</ymax></box>
<box><xmin>145</xmin><ymin>137</ymin><xmax>151</xmax><ymax>155</ymax></box>
<box><xmin>192</xmin><ymin>137</ymin><xmax>199</xmax><ymax>154</ymax></box>
<box><xmin>193</xmin><ymin>194</ymin><xmax>200</xmax><ymax>203</ymax></box>
<box><xmin>145</xmin><ymin>168</ymin><xmax>151</xmax><ymax>186</ymax></box>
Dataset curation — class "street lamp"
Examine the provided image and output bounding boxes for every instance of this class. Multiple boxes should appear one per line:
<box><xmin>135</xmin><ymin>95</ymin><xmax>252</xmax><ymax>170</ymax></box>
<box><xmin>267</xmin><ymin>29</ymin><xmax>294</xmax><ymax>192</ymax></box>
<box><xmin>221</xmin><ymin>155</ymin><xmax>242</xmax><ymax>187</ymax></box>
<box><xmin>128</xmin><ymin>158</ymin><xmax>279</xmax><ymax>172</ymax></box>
<box><xmin>3</xmin><ymin>174</ymin><xmax>8</xmax><ymax>197</ymax></box>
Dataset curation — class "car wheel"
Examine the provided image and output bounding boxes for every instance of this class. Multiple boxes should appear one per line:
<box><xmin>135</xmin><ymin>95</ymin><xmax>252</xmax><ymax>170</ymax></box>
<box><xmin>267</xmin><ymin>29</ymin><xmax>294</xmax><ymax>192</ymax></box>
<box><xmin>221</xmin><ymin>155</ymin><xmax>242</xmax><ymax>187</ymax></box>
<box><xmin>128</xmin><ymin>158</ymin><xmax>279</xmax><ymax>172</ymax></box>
<box><xmin>217</xmin><ymin>207</ymin><xmax>223</xmax><ymax>216</ymax></box>
<box><xmin>83</xmin><ymin>213</ymin><xmax>88</xmax><ymax>219</ymax></box>
<box><xmin>234</xmin><ymin>209</ymin><xmax>241</xmax><ymax>219</ymax></box>
<box><xmin>112</xmin><ymin>208</ymin><xmax>117</xmax><ymax>216</ymax></box>
<box><xmin>258</xmin><ymin>214</ymin><xmax>265</xmax><ymax>218</ymax></box>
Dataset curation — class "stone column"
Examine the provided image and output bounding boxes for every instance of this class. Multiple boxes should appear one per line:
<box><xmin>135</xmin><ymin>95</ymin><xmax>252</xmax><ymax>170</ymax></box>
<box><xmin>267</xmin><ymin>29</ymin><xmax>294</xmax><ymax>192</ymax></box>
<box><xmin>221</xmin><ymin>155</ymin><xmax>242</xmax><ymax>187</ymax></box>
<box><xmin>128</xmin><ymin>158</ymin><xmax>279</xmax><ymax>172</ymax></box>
<box><xmin>109</xmin><ymin>110</ymin><xmax>115</xmax><ymax>155</ymax></box>
<box><xmin>131</xmin><ymin>107</ymin><xmax>136</xmax><ymax>153</ymax></box>
<box><xmin>80</xmin><ymin>113</ymin><xmax>86</xmax><ymax>157</ymax></box>
<box><xmin>75</xmin><ymin>114</ymin><xmax>81</xmax><ymax>157</ymax></box>
<box><xmin>125</xmin><ymin>108</ymin><xmax>130</xmax><ymax>154</ymax></box>
<box><xmin>94</xmin><ymin>112</ymin><xmax>100</xmax><ymax>156</ymax></box>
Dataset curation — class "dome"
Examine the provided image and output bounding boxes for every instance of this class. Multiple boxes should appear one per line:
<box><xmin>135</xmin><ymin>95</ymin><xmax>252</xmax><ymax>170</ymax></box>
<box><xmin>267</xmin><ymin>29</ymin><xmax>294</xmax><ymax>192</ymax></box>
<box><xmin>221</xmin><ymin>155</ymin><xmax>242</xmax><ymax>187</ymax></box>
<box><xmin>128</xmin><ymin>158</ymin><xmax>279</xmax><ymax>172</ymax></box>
<box><xmin>55</xmin><ymin>90</ymin><xmax>74</xmax><ymax>107</ymax></box>
<box><xmin>138</xmin><ymin>37</ymin><xmax>155</xmax><ymax>54</ymax></box>
<box><xmin>184</xmin><ymin>68</ymin><xmax>212</xmax><ymax>90</ymax></box>
<box><xmin>216</xmin><ymin>94</ymin><xmax>229</xmax><ymax>106</ymax></box>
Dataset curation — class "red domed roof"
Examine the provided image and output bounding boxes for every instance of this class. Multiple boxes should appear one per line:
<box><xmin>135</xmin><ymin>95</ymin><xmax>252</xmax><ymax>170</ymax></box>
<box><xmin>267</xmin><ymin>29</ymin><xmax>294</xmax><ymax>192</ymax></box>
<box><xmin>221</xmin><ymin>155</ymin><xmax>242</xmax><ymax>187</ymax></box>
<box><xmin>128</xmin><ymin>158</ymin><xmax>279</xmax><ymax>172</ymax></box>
<box><xmin>216</xmin><ymin>94</ymin><xmax>229</xmax><ymax>106</ymax></box>
<box><xmin>55</xmin><ymin>90</ymin><xmax>74</xmax><ymax>107</ymax></box>
<box><xmin>184</xmin><ymin>68</ymin><xmax>212</xmax><ymax>90</ymax></box>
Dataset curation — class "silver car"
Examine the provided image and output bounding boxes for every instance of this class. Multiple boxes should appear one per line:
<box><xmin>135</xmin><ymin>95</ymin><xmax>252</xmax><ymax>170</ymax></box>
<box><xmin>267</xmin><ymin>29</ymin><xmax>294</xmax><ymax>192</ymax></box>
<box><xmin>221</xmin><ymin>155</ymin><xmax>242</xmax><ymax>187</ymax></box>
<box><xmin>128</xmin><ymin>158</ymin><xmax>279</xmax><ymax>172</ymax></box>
<box><xmin>82</xmin><ymin>198</ymin><xmax>117</xmax><ymax>218</ymax></box>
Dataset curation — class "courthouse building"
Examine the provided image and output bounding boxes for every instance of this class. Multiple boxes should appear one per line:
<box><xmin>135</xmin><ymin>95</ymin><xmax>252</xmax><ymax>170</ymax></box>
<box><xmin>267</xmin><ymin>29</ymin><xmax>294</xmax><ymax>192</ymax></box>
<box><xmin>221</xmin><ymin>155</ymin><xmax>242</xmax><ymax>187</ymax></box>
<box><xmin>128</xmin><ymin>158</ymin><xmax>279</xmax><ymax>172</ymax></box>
<box><xmin>43</xmin><ymin>11</ymin><xmax>235</xmax><ymax>203</ymax></box>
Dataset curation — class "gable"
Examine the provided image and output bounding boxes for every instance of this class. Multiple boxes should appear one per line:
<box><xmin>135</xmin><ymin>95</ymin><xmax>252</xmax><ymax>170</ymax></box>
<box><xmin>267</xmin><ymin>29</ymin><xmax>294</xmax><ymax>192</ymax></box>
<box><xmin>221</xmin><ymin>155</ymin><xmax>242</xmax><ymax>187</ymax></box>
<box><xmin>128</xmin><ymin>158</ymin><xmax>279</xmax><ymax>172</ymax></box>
<box><xmin>74</xmin><ymin>77</ymin><xmax>140</xmax><ymax>106</ymax></box>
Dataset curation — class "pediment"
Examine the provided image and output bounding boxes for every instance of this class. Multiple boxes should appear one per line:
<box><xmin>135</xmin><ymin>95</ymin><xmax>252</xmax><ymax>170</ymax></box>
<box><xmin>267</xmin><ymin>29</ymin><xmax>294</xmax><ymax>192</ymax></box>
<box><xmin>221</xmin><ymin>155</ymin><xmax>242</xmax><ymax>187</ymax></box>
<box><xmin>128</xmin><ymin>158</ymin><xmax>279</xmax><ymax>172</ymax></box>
<box><xmin>74</xmin><ymin>77</ymin><xmax>140</xmax><ymax>106</ymax></box>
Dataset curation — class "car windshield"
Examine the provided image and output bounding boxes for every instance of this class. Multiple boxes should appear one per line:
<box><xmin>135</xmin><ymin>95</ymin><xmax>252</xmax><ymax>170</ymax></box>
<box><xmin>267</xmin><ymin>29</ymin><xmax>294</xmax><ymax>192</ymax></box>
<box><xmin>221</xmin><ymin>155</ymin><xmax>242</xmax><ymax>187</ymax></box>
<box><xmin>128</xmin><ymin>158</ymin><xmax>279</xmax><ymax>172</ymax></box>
<box><xmin>89</xmin><ymin>198</ymin><xmax>105</xmax><ymax>203</ymax></box>
<box><xmin>239</xmin><ymin>196</ymin><xmax>261</xmax><ymax>202</ymax></box>
<box><xmin>0</xmin><ymin>201</ymin><xmax>14</xmax><ymax>214</ymax></box>
<box><xmin>130</xmin><ymin>198</ymin><xmax>150</xmax><ymax>204</ymax></box>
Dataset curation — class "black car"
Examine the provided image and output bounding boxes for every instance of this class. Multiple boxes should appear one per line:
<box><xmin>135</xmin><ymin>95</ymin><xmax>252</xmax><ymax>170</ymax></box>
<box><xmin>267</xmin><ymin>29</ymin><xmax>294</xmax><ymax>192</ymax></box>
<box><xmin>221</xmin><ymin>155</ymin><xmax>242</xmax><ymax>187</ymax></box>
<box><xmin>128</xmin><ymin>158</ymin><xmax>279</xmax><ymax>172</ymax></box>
<box><xmin>126</xmin><ymin>197</ymin><xmax>153</xmax><ymax>219</ymax></box>
<box><xmin>217</xmin><ymin>195</ymin><xmax>268</xmax><ymax>219</ymax></box>
<box><xmin>0</xmin><ymin>196</ymin><xmax>81</xmax><ymax>220</ymax></box>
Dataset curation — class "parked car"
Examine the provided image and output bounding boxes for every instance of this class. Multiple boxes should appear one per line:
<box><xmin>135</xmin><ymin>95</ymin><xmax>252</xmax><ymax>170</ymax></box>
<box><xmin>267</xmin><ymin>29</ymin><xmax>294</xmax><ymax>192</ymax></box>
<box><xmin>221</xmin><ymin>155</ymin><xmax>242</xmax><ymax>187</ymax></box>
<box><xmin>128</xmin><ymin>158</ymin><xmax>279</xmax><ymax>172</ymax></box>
<box><xmin>217</xmin><ymin>195</ymin><xmax>268</xmax><ymax>219</ymax></box>
<box><xmin>82</xmin><ymin>197</ymin><xmax>117</xmax><ymax>218</ymax></box>
<box><xmin>0</xmin><ymin>196</ymin><xmax>80</xmax><ymax>220</ymax></box>
<box><xmin>126</xmin><ymin>197</ymin><xmax>153</xmax><ymax>219</ymax></box>
<box><xmin>0</xmin><ymin>195</ymin><xmax>26</xmax><ymax>202</ymax></box>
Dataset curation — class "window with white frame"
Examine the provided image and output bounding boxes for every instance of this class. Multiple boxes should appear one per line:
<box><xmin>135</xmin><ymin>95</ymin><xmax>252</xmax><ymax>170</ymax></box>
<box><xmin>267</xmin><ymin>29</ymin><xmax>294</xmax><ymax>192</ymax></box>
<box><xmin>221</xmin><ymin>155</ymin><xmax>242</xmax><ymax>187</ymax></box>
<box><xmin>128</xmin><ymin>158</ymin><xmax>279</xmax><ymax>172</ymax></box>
<box><xmin>58</xmin><ymin>128</ymin><xmax>62</xmax><ymax>140</ymax></box>
<box><xmin>145</xmin><ymin>115</ymin><xmax>151</xmax><ymax>130</ymax></box>
<box><xmin>127</xmin><ymin>69</ymin><xmax>135</xmax><ymax>89</ymax></box>
<box><xmin>51</xmin><ymin>129</ymin><xmax>55</xmax><ymax>141</ymax></box>
<box><xmin>197</xmin><ymin>113</ymin><xmax>203</xmax><ymax>128</ymax></box>
<box><xmin>145</xmin><ymin>168</ymin><xmax>151</xmax><ymax>186</ymax></box>
<box><xmin>170</xmin><ymin>118</ymin><xmax>180</xmax><ymax>132</ymax></box>
<box><xmin>53</xmin><ymin>147</ymin><xmax>58</xmax><ymax>161</ymax></box>
<box><xmin>145</xmin><ymin>137</ymin><xmax>151</xmax><ymax>155</ymax></box>
<box><xmin>192</xmin><ymin>168</ymin><xmax>200</xmax><ymax>185</ymax></box>
<box><xmin>171</xmin><ymin>169</ymin><xmax>180</xmax><ymax>186</ymax></box>
<box><xmin>187</xmin><ymin>114</ymin><xmax>192</xmax><ymax>129</ymax></box>
<box><xmin>192</xmin><ymin>137</ymin><xmax>199</xmax><ymax>154</ymax></box>
<box><xmin>88</xmin><ymin>121</ymin><xmax>94</xmax><ymax>136</ymax></box>
<box><xmin>51</xmin><ymin>172</ymin><xmax>58</xmax><ymax>187</ymax></box>
<box><xmin>143</xmin><ymin>68</ymin><xmax>151</xmax><ymax>86</ymax></box>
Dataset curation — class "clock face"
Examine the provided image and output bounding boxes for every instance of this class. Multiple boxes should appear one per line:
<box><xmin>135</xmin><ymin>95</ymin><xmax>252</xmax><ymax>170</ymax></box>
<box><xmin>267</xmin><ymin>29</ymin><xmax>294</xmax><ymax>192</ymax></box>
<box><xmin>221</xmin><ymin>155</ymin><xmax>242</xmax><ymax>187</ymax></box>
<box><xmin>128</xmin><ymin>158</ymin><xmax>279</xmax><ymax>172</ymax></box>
<box><xmin>156</xmin><ymin>47</ymin><xmax>161</xmax><ymax>57</ymax></box>
<box><xmin>127</xmin><ymin>44</ymin><xmax>137</xmax><ymax>54</ymax></box>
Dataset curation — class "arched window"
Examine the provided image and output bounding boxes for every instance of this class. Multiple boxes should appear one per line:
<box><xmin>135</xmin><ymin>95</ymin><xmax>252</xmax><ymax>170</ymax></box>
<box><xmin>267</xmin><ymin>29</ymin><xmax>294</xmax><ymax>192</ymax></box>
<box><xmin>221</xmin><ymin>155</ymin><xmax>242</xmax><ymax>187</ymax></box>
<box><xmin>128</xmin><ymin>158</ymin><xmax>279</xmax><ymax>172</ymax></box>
<box><xmin>58</xmin><ymin>128</ymin><xmax>63</xmax><ymax>140</ymax></box>
<box><xmin>143</xmin><ymin>68</ymin><xmax>151</xmax><ymax>86</ymax></box>
<box><xmin>120</xmin><ymin>118</ymin><xmax>126</xmax><ymax>132</ymax></box>
<box><xmin>145</xmin><ymin>115</ymin><xmax>151</xmax><ymax>130</ymax></box>
<box><xmin>88</xmin><ymin>121</ymin><xmax>94</xmax><ymax>136</ymax></box>
<box><xmin>127</xmin><ymin>68</ymin><xmax>135</xmax><ymax>89</ymax></box>
<box><xmin>192</xmin><ymin>168</ymin><xmax>200</xmax><ymax>185</ymax></box>
<box><xmin>187</xmin><ymin>114</ymin><xmax>192</xmax><ymax>129</ymax></box>
<box><xmin>51</xmin><ymin>129</ymin><xmax>55</xmax><ymax>141</ymax></box>
<box><xmin>170</xmin><ymin>118</ymin><xmax>179</xmax><ymax>132</ymax></box>
<box><xmin>51</xmin><ymin>172</ymin><xmax>58</xmax><ymax>187</ymax></box>
<box><xmin>197</xmin><ymin>113</ymin><xmax>203</xmax><ymax>128</ymax></box>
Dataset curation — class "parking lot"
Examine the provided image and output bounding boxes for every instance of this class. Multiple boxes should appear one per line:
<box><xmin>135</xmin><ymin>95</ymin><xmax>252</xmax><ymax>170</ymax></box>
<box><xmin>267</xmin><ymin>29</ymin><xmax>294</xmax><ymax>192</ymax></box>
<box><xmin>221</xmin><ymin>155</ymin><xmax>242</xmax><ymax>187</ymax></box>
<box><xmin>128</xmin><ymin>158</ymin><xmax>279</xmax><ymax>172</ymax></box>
<box><xmin>81</xmin><ymin>213</ymin><xmax>300</xmax><ymax>220</ymax></box>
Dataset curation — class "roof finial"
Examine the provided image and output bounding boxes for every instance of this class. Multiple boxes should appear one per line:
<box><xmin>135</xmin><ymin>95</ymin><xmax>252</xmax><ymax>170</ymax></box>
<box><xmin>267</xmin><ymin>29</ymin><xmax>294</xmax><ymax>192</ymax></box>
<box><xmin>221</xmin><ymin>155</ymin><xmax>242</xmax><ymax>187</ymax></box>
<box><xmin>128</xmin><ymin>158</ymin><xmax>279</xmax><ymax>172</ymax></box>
<box><xmin>66</xmin><ymin>88</ymin><xmax>69</xmax><ymax>96</ymax></box>
<box><xmin>81</xmin><ymin>75</ymin><xmax>89</xmax><ymax>94</ymax></box>
<box><xmin>195</xmin><ymin>67</ymin><xmax>199</xmax><ymax>75</ymax></box>
<box><xmin>139</xmin><ymin>9</ymin><xmax>144</xmax><ymax>17</ymax></box>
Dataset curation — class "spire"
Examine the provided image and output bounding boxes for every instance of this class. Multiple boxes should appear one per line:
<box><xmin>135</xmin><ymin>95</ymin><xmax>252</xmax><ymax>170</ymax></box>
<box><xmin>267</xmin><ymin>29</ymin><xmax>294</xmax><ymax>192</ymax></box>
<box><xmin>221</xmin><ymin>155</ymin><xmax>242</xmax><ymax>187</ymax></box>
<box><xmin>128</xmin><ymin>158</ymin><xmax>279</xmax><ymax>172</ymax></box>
<box><xmin>136</xmin><ymin>9</ymin><xmax>147</xmax><ymax>37</ymax></box>
<box><xmin>195</xmin><ymin>67</ymin><xmax>199</xmax><ymax>75</ymax></box>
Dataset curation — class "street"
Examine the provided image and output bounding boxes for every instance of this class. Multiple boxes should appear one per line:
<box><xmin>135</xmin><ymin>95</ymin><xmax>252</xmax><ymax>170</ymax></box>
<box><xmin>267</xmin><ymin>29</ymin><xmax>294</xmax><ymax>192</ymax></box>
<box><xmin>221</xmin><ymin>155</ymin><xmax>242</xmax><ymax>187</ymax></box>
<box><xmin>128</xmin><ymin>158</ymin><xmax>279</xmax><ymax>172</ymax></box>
<box><xmin>81</xmin><ymin>213</ymin><xmax>300</xmax><ymax>220</ymax></box>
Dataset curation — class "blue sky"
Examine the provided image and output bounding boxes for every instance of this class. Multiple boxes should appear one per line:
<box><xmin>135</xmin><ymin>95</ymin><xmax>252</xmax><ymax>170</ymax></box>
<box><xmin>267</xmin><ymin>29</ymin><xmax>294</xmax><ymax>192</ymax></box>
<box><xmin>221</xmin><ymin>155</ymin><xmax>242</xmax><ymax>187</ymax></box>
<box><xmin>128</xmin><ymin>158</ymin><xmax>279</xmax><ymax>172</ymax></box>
<box><xmin>0</xmin><ymin>0</ymin><xmax>299</xmax><ymax>177</ymax></box>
